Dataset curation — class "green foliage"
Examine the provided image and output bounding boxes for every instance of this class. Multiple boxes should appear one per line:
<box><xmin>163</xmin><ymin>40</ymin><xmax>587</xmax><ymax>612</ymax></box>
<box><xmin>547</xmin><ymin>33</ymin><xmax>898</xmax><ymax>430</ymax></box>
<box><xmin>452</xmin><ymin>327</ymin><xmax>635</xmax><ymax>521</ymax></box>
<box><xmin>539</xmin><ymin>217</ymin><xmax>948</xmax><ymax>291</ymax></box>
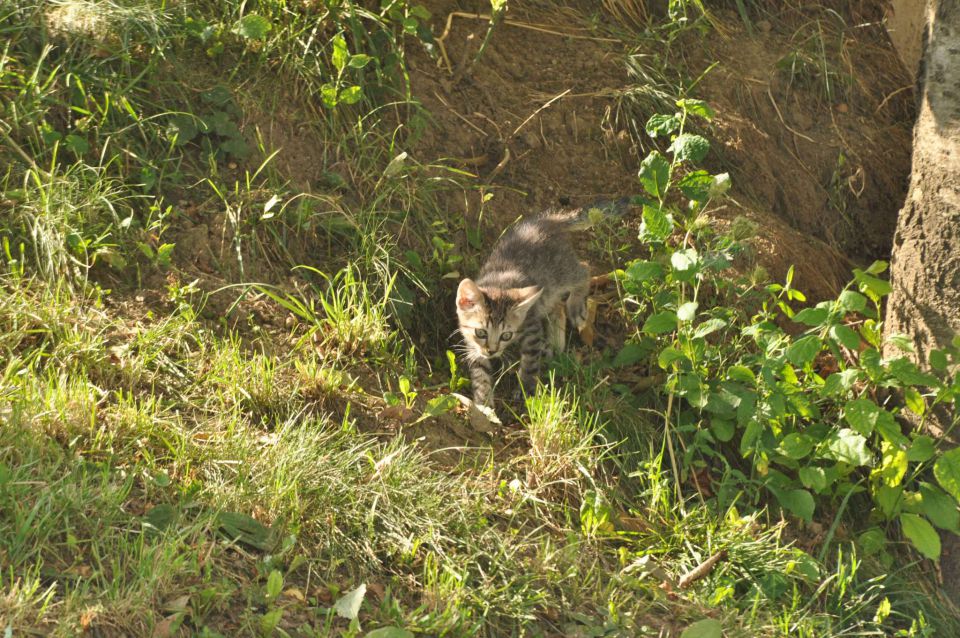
<box><xmin>625</xmin><ymin>98</ymin><xmax>960</xmax><ymax>564</ymax></box>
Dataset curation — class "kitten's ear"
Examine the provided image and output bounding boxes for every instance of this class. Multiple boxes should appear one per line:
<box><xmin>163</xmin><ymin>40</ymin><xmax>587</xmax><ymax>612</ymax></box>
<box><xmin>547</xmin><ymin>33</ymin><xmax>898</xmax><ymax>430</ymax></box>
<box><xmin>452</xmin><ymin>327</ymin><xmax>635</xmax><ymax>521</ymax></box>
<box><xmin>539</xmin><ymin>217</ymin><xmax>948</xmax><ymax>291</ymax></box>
<box><xmin>512</xmin><ymin>285</ymin><xmax>543</xmax><ymax>311</ymax></box>
<box><xmin>457</xmin><ymin>279</ymin><xmax>484</xmax><ymax>312</ymax></box>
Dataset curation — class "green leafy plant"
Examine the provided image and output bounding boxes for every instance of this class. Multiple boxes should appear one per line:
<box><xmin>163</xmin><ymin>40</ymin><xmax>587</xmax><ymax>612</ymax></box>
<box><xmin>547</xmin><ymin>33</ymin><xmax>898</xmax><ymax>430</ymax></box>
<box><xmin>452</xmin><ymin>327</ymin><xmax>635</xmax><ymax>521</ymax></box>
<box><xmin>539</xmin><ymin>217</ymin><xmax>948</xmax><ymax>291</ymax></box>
<box><xmin>166</xmin><ymin>85</ymin><xmax>250</xmax><ymax>160</ymax></box>
<box><xmin>624</xmin><ymin>97</ymin><xmax>960</xmax><ymax>561</ymax></box>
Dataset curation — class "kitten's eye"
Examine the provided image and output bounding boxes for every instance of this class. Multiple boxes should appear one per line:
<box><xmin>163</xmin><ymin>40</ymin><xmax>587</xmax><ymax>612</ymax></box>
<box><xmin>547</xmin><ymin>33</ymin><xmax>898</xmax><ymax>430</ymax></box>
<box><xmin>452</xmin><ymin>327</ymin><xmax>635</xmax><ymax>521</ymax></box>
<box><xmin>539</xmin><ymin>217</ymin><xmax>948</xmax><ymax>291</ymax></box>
<box><xmin>475</xmin><ymin>329</ymin><xmax>488</xmax><ymax>339</ymax></box>
<box><xmin>500</xmin><ymin>332</ymin><xmax>513</xmax><ymax>341</ymax></box>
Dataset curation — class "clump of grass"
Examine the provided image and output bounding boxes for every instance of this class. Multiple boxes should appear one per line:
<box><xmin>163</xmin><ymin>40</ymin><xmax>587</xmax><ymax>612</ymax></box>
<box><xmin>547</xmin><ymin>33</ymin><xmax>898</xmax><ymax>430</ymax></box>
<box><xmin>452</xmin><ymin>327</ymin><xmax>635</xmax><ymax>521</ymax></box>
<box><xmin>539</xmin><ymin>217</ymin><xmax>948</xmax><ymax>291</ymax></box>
<box><xmin>776</xmin><ymin>15</ymin><xmax>854</xmax><ymax>105</ymax></box>
<box><xmin>523</xmin><ymin>376</ymin><xmax>605</xmax><ymax>494</ymax></box>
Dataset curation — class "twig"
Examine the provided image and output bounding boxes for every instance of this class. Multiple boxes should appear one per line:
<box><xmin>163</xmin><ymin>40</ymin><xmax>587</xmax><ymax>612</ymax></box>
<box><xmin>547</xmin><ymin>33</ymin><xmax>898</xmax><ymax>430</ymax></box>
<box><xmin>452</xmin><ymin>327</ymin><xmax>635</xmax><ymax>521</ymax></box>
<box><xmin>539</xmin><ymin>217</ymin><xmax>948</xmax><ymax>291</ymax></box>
<box><xmin>512</xmin><ymin>89</ymin><xmax>571</xmax><ymax>138</ymax></box>
<box><xmin>678</xmin><ymin>549</ymin><xmax>728</xmax><ymax>589</ymax></box>
<box><xmin>766</xmin><ymin>88</ymin><xmax>816</xmax><ymax>144</ymax></box>
<box><xmin>0</xmin><ymin>125</ymin><xmax>48</xmax><ymax>178</ymax></box>
<box><xmin>487</xmin><ymin>146</ymin><xmax>510</xmax><ymax>181</ymax></box>
<box><xmin>875</xmin><ymin>84</ymin><xmax>913</xmax><ymax>115</ymax></box>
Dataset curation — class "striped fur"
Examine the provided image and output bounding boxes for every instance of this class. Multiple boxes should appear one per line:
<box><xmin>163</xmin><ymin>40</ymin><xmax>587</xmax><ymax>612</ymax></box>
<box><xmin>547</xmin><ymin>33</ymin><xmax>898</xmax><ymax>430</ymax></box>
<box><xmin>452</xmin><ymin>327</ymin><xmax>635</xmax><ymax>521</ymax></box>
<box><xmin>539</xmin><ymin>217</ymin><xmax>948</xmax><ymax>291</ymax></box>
<box><xmin>456</xmin><ymin>199</ymin><xmax>627</xmax><ymax>412</ymax></box>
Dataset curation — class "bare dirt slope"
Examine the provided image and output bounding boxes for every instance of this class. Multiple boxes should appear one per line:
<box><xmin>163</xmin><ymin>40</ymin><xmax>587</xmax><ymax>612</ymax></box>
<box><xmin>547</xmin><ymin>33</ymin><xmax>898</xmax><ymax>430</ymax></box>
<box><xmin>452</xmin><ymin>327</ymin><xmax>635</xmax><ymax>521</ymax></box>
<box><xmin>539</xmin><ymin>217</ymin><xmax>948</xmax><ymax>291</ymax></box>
<box><xmin>406</xmin><ymin>0</ymin><xmax>914</xmax><ymax>299</ymax></box>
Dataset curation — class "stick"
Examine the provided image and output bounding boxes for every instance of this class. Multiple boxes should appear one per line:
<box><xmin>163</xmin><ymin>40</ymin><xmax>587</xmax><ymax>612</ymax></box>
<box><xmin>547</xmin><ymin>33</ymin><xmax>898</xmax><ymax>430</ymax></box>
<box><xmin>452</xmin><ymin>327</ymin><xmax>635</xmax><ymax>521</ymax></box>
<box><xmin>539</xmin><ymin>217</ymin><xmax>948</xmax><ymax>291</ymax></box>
<box><xmin>511</xmin><ymin>89</ymin><xmax>571</xmax><ymax>138</ymax></box>
<box><xmin>678</xmin><ymin>549</ymin><xmax>728</xmax><ymax>589</ymax></box>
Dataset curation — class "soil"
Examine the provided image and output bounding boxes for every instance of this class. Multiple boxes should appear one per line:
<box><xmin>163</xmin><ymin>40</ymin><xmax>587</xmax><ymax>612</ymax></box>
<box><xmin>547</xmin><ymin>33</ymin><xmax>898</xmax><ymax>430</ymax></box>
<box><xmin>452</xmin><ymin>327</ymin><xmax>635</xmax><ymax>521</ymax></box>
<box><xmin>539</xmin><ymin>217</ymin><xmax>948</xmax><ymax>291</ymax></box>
<box><xmin>403</xmin><ymin>0</ymin><xmax>914</xmax><ymax>300</ymax></box>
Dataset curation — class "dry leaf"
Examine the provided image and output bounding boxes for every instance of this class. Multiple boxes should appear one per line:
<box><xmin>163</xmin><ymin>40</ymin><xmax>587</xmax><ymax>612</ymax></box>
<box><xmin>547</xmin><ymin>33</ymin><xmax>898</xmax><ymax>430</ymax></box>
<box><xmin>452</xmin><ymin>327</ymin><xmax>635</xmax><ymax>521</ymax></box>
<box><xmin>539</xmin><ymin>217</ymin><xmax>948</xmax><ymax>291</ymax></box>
<box><xmin>579</xmin><ymin>297</ymin><xmax>599</xmax><ymax>347</ymax></box>
<box><xmin>283</xmin><ymin>587</ymin><xmax>306</xmax><ymax>602</ymax></box>
<box><xmin>379</xmin><ymin>405</ymin><xmax>415</xmax><ymax>422</ymax></box>
<box><xmin>367</xmin><ymin>582</ymin><xmax>386</xmax><ymax>601</ymax></box>
<box><xmin>152</xmin><ymin>614</ymin><xmax>183</xmax><ymax>638</ymax></box>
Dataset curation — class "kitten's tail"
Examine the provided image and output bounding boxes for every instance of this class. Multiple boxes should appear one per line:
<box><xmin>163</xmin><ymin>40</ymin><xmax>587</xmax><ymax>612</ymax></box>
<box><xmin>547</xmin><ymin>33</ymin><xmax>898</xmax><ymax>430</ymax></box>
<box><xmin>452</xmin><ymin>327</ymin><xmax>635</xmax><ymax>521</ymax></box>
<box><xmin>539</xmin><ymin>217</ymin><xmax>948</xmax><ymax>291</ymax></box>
<box><xmin>541</xmin><ymin>197</ymin><xmax>632</xmax><ymax>232</ymax></box>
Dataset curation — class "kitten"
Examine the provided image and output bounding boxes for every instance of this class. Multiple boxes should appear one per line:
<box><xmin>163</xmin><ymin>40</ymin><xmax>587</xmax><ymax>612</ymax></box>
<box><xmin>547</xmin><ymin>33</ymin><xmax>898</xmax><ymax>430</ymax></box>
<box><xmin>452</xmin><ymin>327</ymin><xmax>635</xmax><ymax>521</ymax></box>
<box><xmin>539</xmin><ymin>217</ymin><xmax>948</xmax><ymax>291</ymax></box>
<box><xmin>456</xmin><ymin>199</ymin><xmax>628</xmax><ymax>411</ymax></box>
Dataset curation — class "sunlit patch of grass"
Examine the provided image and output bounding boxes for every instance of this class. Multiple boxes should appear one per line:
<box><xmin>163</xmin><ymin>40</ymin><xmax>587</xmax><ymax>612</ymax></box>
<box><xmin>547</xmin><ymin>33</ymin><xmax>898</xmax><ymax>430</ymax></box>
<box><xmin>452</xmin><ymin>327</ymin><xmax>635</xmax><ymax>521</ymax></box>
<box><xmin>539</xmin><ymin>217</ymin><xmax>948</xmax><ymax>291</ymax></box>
<box><xmin>523</xmin><ymin>376</ymin><xmax>606</xmax><ymax>494</ymax></box>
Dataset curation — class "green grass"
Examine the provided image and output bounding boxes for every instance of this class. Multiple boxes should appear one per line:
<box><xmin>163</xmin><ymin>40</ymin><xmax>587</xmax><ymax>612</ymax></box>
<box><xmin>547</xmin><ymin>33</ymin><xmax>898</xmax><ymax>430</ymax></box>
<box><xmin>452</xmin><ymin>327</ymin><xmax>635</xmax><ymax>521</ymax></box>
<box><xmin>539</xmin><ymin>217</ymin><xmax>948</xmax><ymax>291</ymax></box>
<box><xmin>0</xmin><ymin>1</ymin><xmax>954</xmax><ymax>636</ymax></box>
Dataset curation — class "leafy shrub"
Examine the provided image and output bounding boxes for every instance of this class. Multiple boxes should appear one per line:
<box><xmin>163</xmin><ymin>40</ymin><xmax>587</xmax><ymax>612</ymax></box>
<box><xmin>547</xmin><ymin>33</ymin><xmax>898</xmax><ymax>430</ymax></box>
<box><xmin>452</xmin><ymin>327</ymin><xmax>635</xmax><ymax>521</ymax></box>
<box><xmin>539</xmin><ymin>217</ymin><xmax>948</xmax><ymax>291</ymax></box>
<box><xmin>623</xmin><ymin>98</ymin><xmax>960</xmax><ymax>562</ymax></box>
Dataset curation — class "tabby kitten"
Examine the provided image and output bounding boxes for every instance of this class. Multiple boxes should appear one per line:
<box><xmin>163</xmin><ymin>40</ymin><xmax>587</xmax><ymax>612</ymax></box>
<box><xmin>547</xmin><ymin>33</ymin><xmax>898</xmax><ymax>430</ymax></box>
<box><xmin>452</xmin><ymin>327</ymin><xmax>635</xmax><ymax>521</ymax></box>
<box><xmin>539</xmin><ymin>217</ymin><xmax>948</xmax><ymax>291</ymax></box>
<box><xmin>456</xmin><ymin>200</ymin><xmax>627</xmax><ymax>410</ymax></box>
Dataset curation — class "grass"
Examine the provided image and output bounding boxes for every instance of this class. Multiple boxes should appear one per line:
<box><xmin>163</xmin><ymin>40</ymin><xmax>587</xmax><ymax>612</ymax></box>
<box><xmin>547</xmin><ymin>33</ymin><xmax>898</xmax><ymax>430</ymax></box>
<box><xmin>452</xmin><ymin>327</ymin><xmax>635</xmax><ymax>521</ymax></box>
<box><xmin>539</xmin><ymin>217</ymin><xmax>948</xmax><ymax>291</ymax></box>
<box><xmin>0</xmin><ymin>0</ymin><xmax>953</xmax><ymax>636</ymax></box>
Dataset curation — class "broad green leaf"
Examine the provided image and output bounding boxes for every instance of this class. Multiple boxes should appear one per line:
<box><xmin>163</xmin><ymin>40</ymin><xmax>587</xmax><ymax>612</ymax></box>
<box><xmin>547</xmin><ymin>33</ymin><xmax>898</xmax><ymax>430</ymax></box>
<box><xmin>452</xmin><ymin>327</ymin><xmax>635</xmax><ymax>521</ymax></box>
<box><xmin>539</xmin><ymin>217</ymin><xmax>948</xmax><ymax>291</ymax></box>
<box><xmin>624</xmin><ymin>260</ymin><xmax>664</xmax><ymax>286</ymax></box>
<box><xmin>857</xmin><ymin>527</ymin><xmax>887</xmax><ymax>556</ymax></box>
<box><xmin>643</xmin><ymin>311</ymin><xmax>678</xmax><ymax>335</ymax></box>
<box><xmin>935</xmin><ymin>448</ymin><xmax>960</xmax><ymax>502</ymax></box>
<box><xmin>779</xmin><ymin>433</ymin><xmax>814</xmax><ymax>460</ymax></box>
<box><xmin>866</xmin><ymin>260</ymin><xmax>888</xmax><ymax>275</ymax></box>
<box><xmin>671</xmin><ymin>248</ymin><xmax>699</xmax><ymax>273</ymax></box>
<box><xmin>799</xmin><ymin>466</ymin><xmax>827</xmax><ymax>492</ymax></box>
<box><xmin>907</xmin><ymin>435</ymin><xmax>936</xmax><ymax>463</ymax></box>
<box><xmin>422</xmin><ymin>394</ymin><xmax>457</xmax><ymax>418</ymax></box>
<box><xmin>888</xmin><ymin>358</ymin><xmax>938</xmax><ymax>386</ymax></box>
<box><xmin>641</xmin><ymin>204</ymin><xmax>674</xmax><ymax>241</ymax></box>
<box><xmin>874</xmin><ymin>409</ymin><xmax>908</xmax><ymax>447</ymax></box>
<box><xmin>919</xmin><ymin>483</ymin><xmax>960</xmax><ymax>531</ymax></box>
<box><xmin>681</xmin><ymin>618</ymin><xmax>722</xmax><ymax>638</ymax></box>
<box><xmin>875</xmin><ymin>485</ymin><xmax>903</xmax><ymax>518</ymax></box>
<box><xmin>792</xmin><ymin>307</ymin><xmax>828</xmax><ymax>326</ymax></box>
<box><xmin>837</xmin><ymin>290</ymin><xmax>867</xmax><ymax>313</ymax></box>
<box><xmin>775</xmin><ymin>487</ymin><xmax>815</xmax><ymax>522</ymax></box>
<box><xmin>930</xmin><ymin>349</ymin><xmax>949</xmax><ymax>371</ymax></box>
<box><xmin>786</xmin><ymin>335</ymin><xmax>821</xmax><ymax>366</ymax></box>
<box><xmin>657</xmin><ymin>346</ymin><xmax>687</xmax><ymax>369</ymax></box>
<box><xmin>830</xmin><ymin>324</ymin><xmax>861</xmax><ymax>350</ymax></box>
<box><xmin>823</xmin><ymin>428</ymin><xmax>873</xmax><ymax>467</ymax></box>
<box><xmin>260</xmin><ymin>609</ymin><xmax>283</xmax><ymax>634</ymax></box>
<box><xmin>217</xmin><ymin>511</ymin><xmax>273</xmax><ymax>550</ymax></box>
<box><xmin>266</xmin><ymin>570</ymin><xmax>283</xmax><ymax>600</ymax></box>
<box><xmin>668</xmin><ymin>133</ymin><xmax>710</xmax><ymax>163</ymax></box>
<box><xmin>876</xmin><ymin>441</ymin><xmax>907</xmax><ymax>488</ymax></box>
<box><xmin>727</xmin><ymin>365</ymin><xmax>756</xmax><ymax>383</ymax></box>
<box><xmin>678</xmin><ymin>170</ymin><xmax>712</xmax><ymax>201</ymax></box>
<box><xmin>844</xmin><ymin>399</ymin><xmax>879</xmax><ymax>436</ymax></box>
<box><xmin>348</xmin><ymin>53</ymin><xmax>373</xmax><ymax>68</ymax></box>
<box><xmin>711</xmin><ymin>419</ymin><xmax>735</xmax><ymax>442</ymax></box>
<box><xmin>64</xmin><ymin>134</ymin><xmax>89</xmax><ymax>155</ymax></box>
<box><xmin>854</xmin><ymin>269</ymin><xmax>892</xmax><ymax>299</ymax></box>
<box><xmin>168</xmin><ymin>114</ymin><xmax>198</xmax><ymax>145</ymax></box>
<box><xmin>143</xmin><ymin>504</ymin><xmax>177</xmax><ymax>533</ymax></box>
<box><xmin>320</xmin><ymin>83</ymin><xmax>339</xmax><ymax>107</ymax></box>
<box><xmin>900</xmin><ymin>513</ymin><xmax>940</xmax><ymax>560</ymax></box>
<box><xmin>331</xmin><ymin>34</ymin><xmax>349</xmax><ymax>71</ymax></box>
<box><xmin>339</xmin><ymin>85</ymin><xmax>363</xmax><ymax>105</ymax></box>
<box><xmin>693</xmin><ymin>318</ymin><xmax>727</xmax><ymax>338</ymax></box>
<box><xmin>645</xmin><ymin>113</ymin><xmax>681</xmax><ymax>137</ymax></box>
<box><xmin>638</xmin><ymin>151</ymin><xmax>669</xmax><ymax>198</ymax></box>
<box><xmin>334</xmin><ymin>584</ymin><xmax>366</xmax><ymax>619</ymax></box>
<box><xmin>676</xmin><ymin>98</ymin><xmax>716</xmax><ymax>120</ymax></box>
<box><xmin>904</xmin><ymin>386</ymin><xmax>926</xmax><ymax>416</ymax></box>
<box><xmin>366</xmin><ymin>628</ymin><xmax>415</xmax><ymax>638</ymax></box>
<box><xmin>677</xmin><ymin>301</ymin><xmax>699</xmax><ymax>322</ymax></box>
<box><xmin>232</xmin><ymin>13</ymin><xmax>272</xmax><ymax>40</ymax></box>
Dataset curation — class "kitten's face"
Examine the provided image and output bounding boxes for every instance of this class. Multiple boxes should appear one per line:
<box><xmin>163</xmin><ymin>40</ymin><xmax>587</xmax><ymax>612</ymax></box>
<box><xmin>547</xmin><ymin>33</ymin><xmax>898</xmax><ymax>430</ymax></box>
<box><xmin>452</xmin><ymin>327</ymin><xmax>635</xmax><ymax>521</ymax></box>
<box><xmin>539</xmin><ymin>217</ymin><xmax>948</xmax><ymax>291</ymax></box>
<box><xmin>456</xmin><ymin>279</ymin><xmax>541</xmax><ymax>359</ymax></box>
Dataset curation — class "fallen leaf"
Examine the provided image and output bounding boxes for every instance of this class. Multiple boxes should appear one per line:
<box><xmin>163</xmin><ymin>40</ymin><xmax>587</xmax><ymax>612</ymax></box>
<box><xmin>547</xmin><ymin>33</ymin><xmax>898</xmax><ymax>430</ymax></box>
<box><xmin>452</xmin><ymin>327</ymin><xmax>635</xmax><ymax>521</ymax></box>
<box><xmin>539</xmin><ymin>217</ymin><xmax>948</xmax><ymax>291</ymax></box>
<box><xmin>334</xmin><ymin>584</ymin><xmax>366</xmax><ymax>620</ymax></box>
<box><xmin>152</xmin><ymin>614</ymin><xmax>183</xmax><ymax>638</ymax></box>
<box><xmin>163</xmin><ymin>594</ymin><xmax>190</xmax><ymax>613</ymax></box>
<box><xmin>579</xmin><ymin>297</ymin><xmax>599</xmax><ymax>347</ymax></box>
<box><xmin>367</xmin><ymin>582</ymin><xmax>385</xmax><ymax>601</ymax></box>
<box><xmin>379</xmin><ymin>405</ymin><xmax>415</xmax><ymax>422</ymax></box>
<box><xmin>283</xmin><ymin>587</ymin><xmax>306</xmax><ymax>602</ymax></box>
